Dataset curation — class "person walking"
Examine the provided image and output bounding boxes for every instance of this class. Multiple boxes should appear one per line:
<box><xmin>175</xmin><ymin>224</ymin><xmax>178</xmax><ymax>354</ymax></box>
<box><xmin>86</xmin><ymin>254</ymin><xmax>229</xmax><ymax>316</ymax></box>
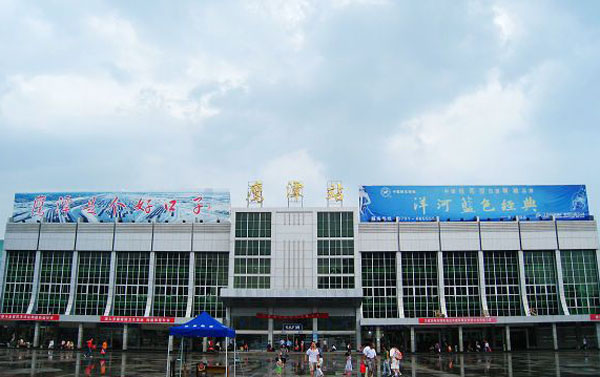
<box><xmin>362</xmin><ymin>342</ymin><xmax>377</xmax><ymax>377</ymax></box>
<box><xmin>305</xmin><ymin>341</ymin><xmax>320</xmax><ymax>377</ymax></box>
<box><xmin>344</xmin><ymin>351</ymin><xmax>353</xmax><ymax>376</ymax></box>
<box><xmin>84</xmin><ymin>337</ymin><xmax>94</xmax><ymax>358</ymax></box>
<box><xmin>100</xmin><ymin>340</ymin><xmax>108</xmax><ymax>356</ymax></box>
<box><xmin>382</xmin><ymin>346</ymin><xmax>391</xmax><ymax>377</ymax></box>
<box><xmin>390</xmin><ymin>346</ymin><xmax>403</xmax><ymax>376</ymax></box>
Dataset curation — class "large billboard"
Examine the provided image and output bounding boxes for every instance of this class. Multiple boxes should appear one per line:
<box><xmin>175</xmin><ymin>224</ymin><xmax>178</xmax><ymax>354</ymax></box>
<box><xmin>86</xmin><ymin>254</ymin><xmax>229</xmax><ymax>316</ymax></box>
<box><xmin>359</xmin><ymin>185</ymin><xmax>589</xmax><ymax>222</ymax></box>
<box><xmin>12</xmin><ymin>191</ymin><xmax>230</xmax><ymax>224</ymax></box>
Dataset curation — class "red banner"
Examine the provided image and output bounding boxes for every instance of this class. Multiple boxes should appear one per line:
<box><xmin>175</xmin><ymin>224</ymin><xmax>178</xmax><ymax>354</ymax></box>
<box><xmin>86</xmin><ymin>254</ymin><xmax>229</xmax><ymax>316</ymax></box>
<box><xmin>256</xmin><ymin>313</ymin><xmax>329</xmax><ymax>320</ymax></box>
<box><xmin>590</xmin><ymin>314</ymin><xmax>600</xmax><ymax>321</ymax></box>
<box><xmin>418</xmin><ymin>317</ymin><xmax>497</xmax><ymax>325</ymax></box>
<box><xmin>0</xmin><ymin>314</ymin><xmax>60</xmax><ymax>321</ymax></box>
<box><xmin>100</xmin><ymin>316</ymin><xmax>175</xmax><ymax>324</ymax></box>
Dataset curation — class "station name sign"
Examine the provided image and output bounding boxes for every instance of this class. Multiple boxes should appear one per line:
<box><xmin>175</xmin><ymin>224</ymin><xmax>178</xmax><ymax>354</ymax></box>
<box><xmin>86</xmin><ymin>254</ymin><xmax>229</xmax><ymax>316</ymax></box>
<box><xmin>282</xmin><ymin>324</ymin><xmax>303</xmax><ymax>332</ymax></box>
<box><xmin>360</xmin><ymin>185</ymin><xmax>589</xmax><ymax>222</ymax></box>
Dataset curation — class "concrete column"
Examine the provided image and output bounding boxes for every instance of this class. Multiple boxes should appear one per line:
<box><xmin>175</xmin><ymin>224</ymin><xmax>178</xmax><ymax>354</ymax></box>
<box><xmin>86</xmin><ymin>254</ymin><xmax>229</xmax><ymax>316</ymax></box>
<box><xmin>410</xmin><ymin>326</ymin><xmax>416</xmax><ymax>353</ymax></box>
<box><xmin>517</xmin><ymin>250</ymin><xmax>531</xmax><ymax>316</ymax></box>
<box><xmin>458</xmin><ymin>326</ymin><xmax>464</xmax><ymax>352</ymax></box>
<box><xmin>185</xmin><ymin>251</ymin><xmax>195</xmax><ymax>318</ymax></box>
<box><xmin>65</xmin><ymin>250</ymin><xmax>79</xmax><ymax>315</ymax></box>
<box><xmin>505</xmin><ymin>325</ymin><xmax>511</xmax><ymax>352</ymax></box>
<box><xmin>144</xmin><ymin>250</ymin><xmax>156</xmax><ymax>317</ymax></box>
<box><xmin>552</xmin><ymin>323</ymin><xmax>558</xmax><ymax>351</ymax></box>
<box><xmin>396</xmin><ymin>250</ymin><xmax>405</xmax><ymax>318</ymax></box>
<box><xmin>507</xmin><ymin>353</ymin><xmax>513</xmax><ymax>377</ymax></box>
<box><xmin>437</xmin><ymin>251</ymin><xmax>447</xmax><ymax>316</ymax></box>
<box><xmin>268</xmin><ymin>318</ymin><xmax>274</xmax><ymax>346</ymax></box>
<box><xmin>103</xmin><ymin>250</ymin><xmax>117</xmax><ymax>316</ymax></box>
<box><xmin>411</xmin><ymin>355</ymin><xmax>416</xmax><ymax>377</ymax></box>
<box><xmin>477</xmin><ymin>250</ymin><xmax>490</xmax><ymax>316</ymax></box>
<box><xmin>554</xmin><ymin>249</ymin><xmax>570</xmax><ymax>315</ymax></box>
<box><xmin>202</xmin><ymin>337</ymin><xmax>208</xmax><ymax>352</ymax></box>
<box><xmin>375</xmin><ymin>326</ymin><xmax>381</xmax><ymax>353</ymax></box>
<box><xmin>596</xmin><ymin>323</ymin><xmax>600</xmax><ymax>350</ymax></box>
<box><xmin>77</xmin><ymin>323</ymin><xmax>83</xmax><ymax>349</ymax></box>
<box><xmin>312</xmin><ymin>306</ymin><xmax>318</xmax><ymax>341</ymax></box>
<box><xmin>120</xmin><ymin>353</ymin><xmax>127</xmax><ymax>377</ymax></box>
<box><xmin>26</xmin><ymin>250</ymin><xmax>42</xmax><ymax>314</ymax></box>
<box><xmin>168</xmin><ymin>335</ymin><xmax>174</xmax><ymax>353</ymax></box>
<box><xmin>122</xmin><ymin>324</ymin><xmax>128</xmax><ymax>351</ymax></box>
<box><xmin>355</xmin><ymin>306</ymin><xmax>362</xmax><ymax>349</ymax></box>
<box><xmin>33</xmin><ymin>322</ymin><xmax>40</xmax><ymax>348</ymax></box>
<box><xmin>225</xmin><ymin>307</ymin><xmax>231</xmax><ymax>327</ymax></box>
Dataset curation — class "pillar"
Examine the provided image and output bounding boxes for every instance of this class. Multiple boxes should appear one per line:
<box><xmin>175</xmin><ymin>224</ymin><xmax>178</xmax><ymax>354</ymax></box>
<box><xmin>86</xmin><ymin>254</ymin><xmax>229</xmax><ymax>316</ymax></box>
<box><xmin>517</xmin><ymin>249</ymin><xmax>531</xmax><ymax>316</ymax></box>
<box><xmin>77</xmin><ymin>323</ymin><xmax>83</xmax><ymax>349</ymax></box>
<box><xmin>458</xmin><ymin>326</ymin><xmax>464</xmax><ymax>352</ymax></box>
<box><xmin>410</xmin><ymin>326</ymin><xmax>416</xmax><ymax>353</ymax></box>
<box><xmin>168</xmin><ymin>335</ymin><xmax>174</xmax><ymax>353</ymax></box>
<box><xmin>268</xmin><ymin>318</ymin><xmax>274</xmax><ymax>347</ymax></box>
<box><xmin>505</xmin><ymin>325</ymin><xmax>511</xmax><ymax>352</ymax></box>
<box><xmin>554</xmin><ymin>249</ymin><xmax>570</xmax><ymax>315</ymax></box>
<box><xmin>122</xmin><ymin>324</ymin><xmax>128</xmax><ymax>351</ymax></box>
<box><xmin>203</xmin><ymin>337</ymin><xmax>208</xmax><ymax>352</ymax></box>
<box><xmin>375</xmin><ymin>326</ymin><xmax>381</xmax><ymax>353</ymax></box>
<box><xmin>396</xmin><ymin>251</ymin><xmax>405</xmax><ymax>318</ymax></box>
<box><xmin>33</xmin><ymin>322</ymin><xmax>40</xmax><ymax>348</ymax></box>
<box><xmin>596</xmin><ymin>323</ymin><xmax>600</xmax><ymax>350</ymax></box>
<box><xmin>121</xmin><ymin>353</ymin><xmax>127</xmax><ymax>377</ymax></box>
<box><xmin>477</xmin><ymin>249</ymin><xmax>490</xmax><ymax>316</ymax></box>
<box><xmin>552</xmin><ymin>323</ymin><xmax>558</xmax><ymax>351</ymax></box>
<box><xmin>507</xmin><ymin>353</ymin><xmax>513</xmax><ymax>377</ymax></box>
<box><xmin>355</xmin><ymin>307</ymin><xmax>362</xmax><ymax>350</ymax></box>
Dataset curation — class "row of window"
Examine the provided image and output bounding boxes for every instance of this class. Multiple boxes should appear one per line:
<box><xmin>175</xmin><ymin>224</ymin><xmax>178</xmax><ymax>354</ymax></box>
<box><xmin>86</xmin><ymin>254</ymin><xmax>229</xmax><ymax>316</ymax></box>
<box><xmin>362</xmin><ymin>250</ymin><xmax>600</xmax><ymax>318</ymax></box>
<box><xmin>2</xmin><ymin>251</ymin><xmax>229</xmax><ymax>319</ymax></box>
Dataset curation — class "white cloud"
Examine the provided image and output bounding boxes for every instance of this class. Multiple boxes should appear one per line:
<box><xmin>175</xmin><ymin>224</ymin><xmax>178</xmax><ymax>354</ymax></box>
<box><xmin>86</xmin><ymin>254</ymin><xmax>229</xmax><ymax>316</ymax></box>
<box><xmin>385</xmin><ymin>69</ymin><xmax>550</xmax><ymax>183</ymax></box>
<box><xmin>493</xmin><ymin>5</ymin><xmax>518</xmax><ymax>45</ymax></box>
<box><xmin>330</xmin><ymin>0</ymin><xmax>390</xmax><ymax>8</ymax></box>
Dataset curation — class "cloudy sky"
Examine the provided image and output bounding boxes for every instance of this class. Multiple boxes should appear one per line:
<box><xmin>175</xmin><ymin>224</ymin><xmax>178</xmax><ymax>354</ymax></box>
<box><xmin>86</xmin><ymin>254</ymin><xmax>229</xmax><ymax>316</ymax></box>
<box><xmin>1</xmin><ymin>0</ymin><xmax>599</xmax><ymax>236</ymax></box>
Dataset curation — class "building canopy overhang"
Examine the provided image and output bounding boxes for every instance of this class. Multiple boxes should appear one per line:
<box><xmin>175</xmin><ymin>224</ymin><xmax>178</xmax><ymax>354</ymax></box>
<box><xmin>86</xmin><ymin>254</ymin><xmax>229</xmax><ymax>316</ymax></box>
<box><xmin>220</xmin><ymin>289</ymin><xmax>363</xmax><ymax>307</ymax></box>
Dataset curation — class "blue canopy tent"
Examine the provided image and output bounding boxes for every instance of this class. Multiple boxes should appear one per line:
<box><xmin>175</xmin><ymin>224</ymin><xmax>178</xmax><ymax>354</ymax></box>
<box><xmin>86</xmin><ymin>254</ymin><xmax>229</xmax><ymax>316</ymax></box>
<box><xmin>167</xmin><ymin>312</ymin><xmax>237</xmax><ymax>376</ymax></box>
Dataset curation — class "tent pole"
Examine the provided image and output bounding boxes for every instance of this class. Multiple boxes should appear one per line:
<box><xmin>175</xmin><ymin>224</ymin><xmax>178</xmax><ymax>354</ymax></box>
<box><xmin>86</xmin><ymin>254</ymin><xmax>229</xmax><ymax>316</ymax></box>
<box><xmin>225</xmin><ymin>337</ymin><xmax>228</xmax><ymax>377</ymax></box>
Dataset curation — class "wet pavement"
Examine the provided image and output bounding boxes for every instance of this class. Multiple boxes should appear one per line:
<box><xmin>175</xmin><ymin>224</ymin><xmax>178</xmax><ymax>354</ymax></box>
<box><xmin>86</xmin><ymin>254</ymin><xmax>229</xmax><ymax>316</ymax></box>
<box><xmin>0</xmin><ymin>349</ymin><xmax>599</xmax><ymax>376</ymax></box>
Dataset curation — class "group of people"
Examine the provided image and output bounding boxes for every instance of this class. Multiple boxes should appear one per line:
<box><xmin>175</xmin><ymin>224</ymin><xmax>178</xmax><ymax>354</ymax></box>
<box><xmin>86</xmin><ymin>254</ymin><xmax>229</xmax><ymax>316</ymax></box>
<box><xmin>360</xmin><ymin>342</ymin><xmax>403</xmax><ymax>377</ymax></box>
<box><xmin>430</xmin><ymin>339</ymin><xmax>492</xmax><ymax>353</ymax></box>
<box><xmin>84</xmin><ymin>338</ymin><xmax>109</xmax><ymax>357</ymax></box>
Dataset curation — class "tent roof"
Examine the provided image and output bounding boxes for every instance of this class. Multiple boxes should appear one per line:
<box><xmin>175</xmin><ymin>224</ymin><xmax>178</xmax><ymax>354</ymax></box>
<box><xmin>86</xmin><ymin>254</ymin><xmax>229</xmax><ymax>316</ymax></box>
<box><xmin>169</xmin><ymin>312</ymin><xmax>236</xmax><ymax>338</ymax></box>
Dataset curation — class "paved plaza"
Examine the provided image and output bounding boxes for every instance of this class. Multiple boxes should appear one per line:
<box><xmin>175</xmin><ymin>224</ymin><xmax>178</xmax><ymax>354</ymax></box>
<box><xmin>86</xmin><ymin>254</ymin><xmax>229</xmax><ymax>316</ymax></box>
<box><xmin>0</xmin><ymin>349</ymin><xmax>599</xmax><ymax>376</ymax></box>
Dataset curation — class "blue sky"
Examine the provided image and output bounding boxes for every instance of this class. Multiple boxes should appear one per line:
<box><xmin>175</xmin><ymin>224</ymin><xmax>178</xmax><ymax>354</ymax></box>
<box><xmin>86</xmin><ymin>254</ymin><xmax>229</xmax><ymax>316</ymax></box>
<box><xmin>0</xmin><ymin>0</ymin><xmax>599</xmax><ymax>236</ymax></box>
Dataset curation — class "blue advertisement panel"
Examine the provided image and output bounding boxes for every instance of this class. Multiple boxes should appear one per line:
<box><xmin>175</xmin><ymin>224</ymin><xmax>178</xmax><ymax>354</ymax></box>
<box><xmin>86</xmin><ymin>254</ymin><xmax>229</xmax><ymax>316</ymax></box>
<box><xmin>359</xmin><ymin>185</ymin><xmax>589</xmax><ymax>222</ymax></box>
<box><xmin>12</xmin><ymin>191</ymin><xmax>230</xmax><ymax>224</ymax></box>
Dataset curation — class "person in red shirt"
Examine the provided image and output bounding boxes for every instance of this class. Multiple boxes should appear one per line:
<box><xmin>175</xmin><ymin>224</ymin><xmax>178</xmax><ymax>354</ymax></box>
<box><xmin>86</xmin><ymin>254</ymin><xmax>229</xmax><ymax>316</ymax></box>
<box><xmin>85</xmin><ymin>338</ymin><xmax>94</xmax><ymax>357</ymax></box>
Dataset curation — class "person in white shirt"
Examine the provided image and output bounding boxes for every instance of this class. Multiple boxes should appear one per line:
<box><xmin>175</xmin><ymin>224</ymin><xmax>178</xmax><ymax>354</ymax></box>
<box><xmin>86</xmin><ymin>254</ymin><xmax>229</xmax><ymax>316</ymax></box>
<box><xmin>362</xmin><ymin>342</ymin><xmax>377</xmax><ymax>377</ymax></box>
<box><xmin>305</xmin><ymin>342</ymin><xmax>321</xmax><ymax>377</ymax></box>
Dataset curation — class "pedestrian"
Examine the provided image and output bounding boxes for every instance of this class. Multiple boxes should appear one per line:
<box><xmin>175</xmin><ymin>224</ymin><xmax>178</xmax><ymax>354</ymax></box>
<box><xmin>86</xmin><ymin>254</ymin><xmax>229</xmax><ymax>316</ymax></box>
<box><xmin>305</xmin><ymin>341</ymin><xmax>320</xmax><ymax>377</ymax></box>
<box><xmin>275</xmin><ymin>352</ymin><xmax>285</xmax><ymax>375</ymax></box>
<box><xmin>582</xmin><ymin>336</ymin><xmax>588</xmax><ymax>350</ymax></box>
<box><xmin>101</xmin><ymin>340</ymin><xmax>108</xmax><ymax>356</ymax></box>
<box><xmin>483</xmin><ymin>339</ymin><xmax>491</xmax><ymax>352</ymax></box>
<box><xmin>390</xmin><ymin>346</ymin><xmax>403</xmax><ymax>376</ymax></box>
<box><xmin>362</xmin><ymin>342</ymin><xmax>377</xmax><ymax>377</ymax></box>
<box><xmin>85</xmin><ymin>337</ymin><xmax>94</xmax><ymax>357</ymax></box>
<box><xmin>382</xmin><ymin>346</ymin><xmax>391</xmax><ymax>376</ymax></box>
<box><xmin>344</xmin><ymin>351</ymin><xmax>353</xmax><ymax>376</ymax></box>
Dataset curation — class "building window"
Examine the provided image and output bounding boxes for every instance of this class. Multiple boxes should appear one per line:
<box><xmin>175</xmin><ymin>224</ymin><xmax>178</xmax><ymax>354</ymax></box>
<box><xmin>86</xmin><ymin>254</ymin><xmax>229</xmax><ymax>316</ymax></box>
<box><xmin>484</xmin><ymin>251</ymin><xmax>522</xmax><ymax>316</ymax></box>
<box><xmin>2</xmin><ymin>251</ymin><xmax>36</xmax><ymax>313</ymax></box>
<box><xmin>402</xmin><ymin>251</ymin><xmax>439</xmax><ymax>318</ymax></box>
<box><xmin>317</xmin><ymin>212</ymin><xmax>355</xmax><ymax>289</ymax></box>
<box><xmin>361</xmin><ymin>252</ymin><xmax>397</xmax><ymax>318</ymax></box>
<box><xmin>153</xmin><ymin>252</ymin><xmax>189</xmax><ymax>317</ymax></box>
<box><xmin>114</xmin><ymin>252</ymin><xmax>149</xmax><ymax>316</ymax></box>
<box><xmin>443</xmin><ymin>251</ymin><xmax>481</xmax><ymax>317</ymax></box>
<box><xmin>36</xmin><ymin>251</ymin><xmax>72</xmax><ymax>315</ymax></box>
<box><xmin>235</xmin><ymin>212</ymin><xmax>271</xmax><ymax>238</ymax></box>
<box><xmin>234</xmin><ymin>212</ymin><xmax>271</xmax><ymax>289</ymax></box>
<box><xmin>194</xmin><ymin>252</ymin><xmax>228</xmax><ymax>319</ymax></box>
<box><xmin>524</xmin><ymin>251</ymin><xmax>559</xmax><ymax>315</ymax></box>
<box><xmin>561</xmin><ymin>250</ymin><xmax>600</xmax><ymax>315</ymax></box>
<box><xmin>74</xmin><ymin>252</ymin><xmax>111</xmax><ymax>315</ymax></box>
<box><xmin>317</xmin><ymin>212</ymin><xmax>353</xmax><ymax>238</ymax></box>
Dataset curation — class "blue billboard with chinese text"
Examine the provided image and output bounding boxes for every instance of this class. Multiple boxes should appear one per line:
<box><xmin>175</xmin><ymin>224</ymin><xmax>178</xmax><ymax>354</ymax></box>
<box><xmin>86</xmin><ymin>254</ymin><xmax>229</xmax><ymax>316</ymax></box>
<box><xmin>12</xmin><ymin>191</ymin><xmax>230</xmax><ymax>224</ymax></box>
<box><xmin>359</xmin><ymin>185</ymin><xmax>589</xmax><ymax>222</ymax></box>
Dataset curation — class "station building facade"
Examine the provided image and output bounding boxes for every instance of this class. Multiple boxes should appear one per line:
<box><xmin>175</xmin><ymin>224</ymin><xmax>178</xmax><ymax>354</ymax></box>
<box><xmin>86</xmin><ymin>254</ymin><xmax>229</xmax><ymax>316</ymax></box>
<box><xmin>1</xmin><ymin>200</ymin><xmax>600</xmax><ymax>352</ymax></box>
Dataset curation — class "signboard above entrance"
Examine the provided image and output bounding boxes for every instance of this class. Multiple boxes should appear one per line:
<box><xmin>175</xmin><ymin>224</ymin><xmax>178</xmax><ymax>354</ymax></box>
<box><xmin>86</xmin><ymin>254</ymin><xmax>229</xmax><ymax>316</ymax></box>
<box><xmin>282</xmin><ymin>324</ymin><xmax>303</xmax><ymax>333</ymax></box>
<box><xmin>359</xmin><ymin>185</ymin><xmax>589</xmax><ymax>222</ymax></box>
